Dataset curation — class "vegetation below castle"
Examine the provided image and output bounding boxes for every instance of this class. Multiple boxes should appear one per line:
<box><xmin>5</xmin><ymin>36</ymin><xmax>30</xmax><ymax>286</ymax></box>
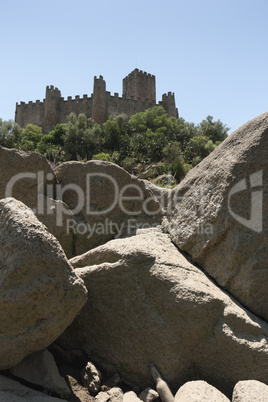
<box><xmin>0</xmin><ymin>106</ymin><xmax>229</xmax><ymax>184</ymax></box>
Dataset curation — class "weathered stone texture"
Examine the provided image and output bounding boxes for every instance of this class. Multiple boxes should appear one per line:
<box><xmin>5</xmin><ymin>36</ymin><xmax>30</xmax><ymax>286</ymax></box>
<box><xmin>175</xmin><ymin>380</ymin><xmax>230</xmax><ymax>401</ymax></box>
<box><xmin>0</xmin><ymin>374</ymin><xmax>68</xmax><ymax>401</ymax></box>
<box><xmin>0</xmin><ymin>146</ymin><xmax>74</xmax><ymax>257</ymax></box>
<box><xmin>163</xmin><ymin>111</ymin><xmax>268</xmax><ymax>321</ymax></box>
<box><xmin>10</xmin><ymin>349</ymin><xmax>71</xmax><ymax>398</ymax></box>
<box><xmin>123</xmin><ymin>69</ymin><xmax>156</xmax><ymax>103</ymax></box>
<box><xmin>54</xmin><ymin>160</ymin><xmax>162</xmax><ymax>256</ymax></box>
<box><xmin>232</xmin><ymin>380</ymin><xmax>268</xmax><ymax>401</ymax></box>
<box><xmin>0</xmin><ymin>198</ymin><xmax>87</xmax><ymax>369</ymax></box>
<box><xmin>58</xmin><ymin>229</ymin><xmax>268</xmax><ymax>397</ymax></box>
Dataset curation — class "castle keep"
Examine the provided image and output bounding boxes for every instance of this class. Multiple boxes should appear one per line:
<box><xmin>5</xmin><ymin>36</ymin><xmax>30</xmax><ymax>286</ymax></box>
<box><xmin>15</xmin><ymin>69</ymin><xmax>178</xmax><ymax>131</ymax></box>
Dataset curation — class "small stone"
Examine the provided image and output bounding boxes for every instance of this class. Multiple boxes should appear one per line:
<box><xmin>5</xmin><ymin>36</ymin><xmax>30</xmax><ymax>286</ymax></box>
<box><xmin>108</xmin><ymin>387</ymin><xmax>124</xmax><ymax>402</ymax></box>
<box><xmin>123</xmin><ymin>391</ymin><xmax>142</xmax><ymax>402</ymax></box>
<box><xmin>81</xmin><ymin>361</ymin><xmax>102</xmax><ymax>393</ymax></box>
<box><xmin>96</xmin><ymin>388</ymin><xmax>124</xmax><ymax>402</ymax></box>
<box><xmin>139</xmin><ymin>388</ymin><xmax>159</xmax><ymax>402</ymax></box>
<box><xmin>174</xmin><ymin>380</ymin><xmax>230</xmax><ymax>401</ymax></box>
<box><xmin>232</xmin><ymin>380</ymin><xmax>268</xmax><ymax>401</ymax></box>
<box><xmin>95</xmin><ymin>391</ymin><xmax>111</xmax><ymax>402</ymax></box>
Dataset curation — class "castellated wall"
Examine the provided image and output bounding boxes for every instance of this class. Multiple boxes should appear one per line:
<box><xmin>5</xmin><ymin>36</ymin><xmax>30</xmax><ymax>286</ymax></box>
<box><xmin>108</xmin><ymin>93</ymin><xmax>155</xmax><ymax>117</ymax></box>
<box><xmin>15</xmin><ymin>100</ymin><xmax>45</xmax><ymax>129</ymax></box>
<box><xmin>159</xmin><ymin>92</ymin><xmax>179</xmax><ymax>119</ymax></box>
<box><xmin>15</xmin><ymin>69</ymin><xmax>178</xmax><ymax>130</ymax></box>
<box><xmin>59</xmin><ymin>95</ymin><xmax>93</xmax><ymax>123</ymax></box>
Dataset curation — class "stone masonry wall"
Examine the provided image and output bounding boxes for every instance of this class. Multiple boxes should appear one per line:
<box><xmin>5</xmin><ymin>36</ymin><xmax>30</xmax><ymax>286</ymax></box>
<box><xmin>123</xmin><ymin>69</ymin><xmax>156</xmax><ymax>103</ymax></box>
<box><xmin>15</xmin><ymin>69</ymin><xmax>178</xmax><ymax>130</ymax></box>
<box><xmin>15</xmin><ymin>101</ymin><xmax>45</xmax><ymax>128</ymax></box>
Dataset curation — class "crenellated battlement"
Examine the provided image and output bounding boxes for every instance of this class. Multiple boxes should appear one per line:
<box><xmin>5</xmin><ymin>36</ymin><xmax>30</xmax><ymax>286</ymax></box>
<box><xmin>160</xmin><ymin>91</ymin><xmax>178</xmax><ymax>119</ymax></box>
<box><xmin>16</xmin><ymin>99</ymin><xmax>44</xmax><ymax>107</ymax></box>
<box><xmin>162</xmin><ymin>92</ymin><xmax>175</xmax><ymax>98</ymax></box>
<box><xmin>94</xmin><ymin>75</ymin><xmax>104</xmax><ymax>82</ymax></box>
<box><xmin>124</xmin><ymin>68</ymin><xmax>155</xmax><ymax>79</ymax></box>
<box><xmin>109</xmin><ymin>91</ymin><xmax>155</xmax><ymax>106</ymax></box>
<box><xmin>46</xmin><ymin>85</ymin><xmax>61</xmax><ymax>97</ymax></box>
<box><xmin>63</xmin><ymin>94</ymin><xmax>91</xmax><ymax>103</ymax></box>
<box><xmin>15</xmin><ymin>69</ymin><xmax>178</xmax><ymax>129</ymax></box>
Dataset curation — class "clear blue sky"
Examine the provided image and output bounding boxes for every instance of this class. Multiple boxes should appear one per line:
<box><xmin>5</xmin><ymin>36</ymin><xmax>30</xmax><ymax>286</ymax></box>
<box><xmin>1</xmin><ymin>0</ymin><xmax>268</xmax><ymax>134</ymax></box>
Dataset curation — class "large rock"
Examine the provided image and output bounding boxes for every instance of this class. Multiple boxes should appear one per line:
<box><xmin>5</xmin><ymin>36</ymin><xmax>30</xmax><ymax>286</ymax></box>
<box><xmin>162</xmin><ymin>112</ymin><xmax>268</xmax><ymax>320</ymax></box>
<box><xmin>58</xmin><ymin>229</ymin><xmax>268</xmax><ymax>398</ymax></box>
<box><xmin>0</xmin><ymin>374</ymin><xmax>68</xmax><ymax>401</ymax></box>
<box><xmin>54</xmin><ymin>160</ymin><xmax>162</xmax><ymax>255</ymax></box>
<box><xmin>10</xmin><ymin>349</ymin><xmax>71</xmax><ymax>398</ymax></box>
<box><xmin>0</xmin><ymin>198</ymin><xmax>87</xmax><ymax>369</ymax></box>
<box><xmin>37</xmin><ymin>195</ymin><xmax>74</xmax><ymax>258</ymax></box>
<box><xmin>142</xmin><ymin>179</ymin><xmax>171</xmax><ymax>211</ymax></box>
<box><xmin>0</xmin><ymin>146</ymin><xmax>54</xmax><ymax>207</ymax></box>
<box><xmin>174</xmin><ymin>380</ymin><xmax>230</xmax><ymax>401</ymax></box>
<box><xmin>0</xmin><ymin>146</ymin><xmax>74</xmax><ymax>257</ymax></box>
<box><xmin>232</xmin><ymin>380</ymin><xmax>268</xmax><ymax>402</ymax></box>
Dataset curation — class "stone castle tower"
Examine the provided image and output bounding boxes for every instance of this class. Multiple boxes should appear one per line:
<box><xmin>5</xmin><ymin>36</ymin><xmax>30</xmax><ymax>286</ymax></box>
<box><xmin>44</xmin><ymin>85</ymin><xmax>61</xmax><ymax>130</ymax></box>
<box><xmin>92</xmin><ymin>76</ymin><xmax>107</xmax><ymax>126</ymax></box>
<box><xmin>15</xmin><ymin>69</ymin><xmax>179</xmax><ymax>130</ymax></box>
<box><xmin>123</xmin><ymin>69</ymin><xmax>156</xmax><ymax>102</ymax></box>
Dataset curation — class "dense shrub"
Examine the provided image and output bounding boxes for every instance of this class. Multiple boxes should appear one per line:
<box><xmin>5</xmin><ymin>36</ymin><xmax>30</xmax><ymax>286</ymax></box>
<box><xmin>0</xmin><ymin>107</ymin><xmax>229</xmax><ymax>184</ymax></box>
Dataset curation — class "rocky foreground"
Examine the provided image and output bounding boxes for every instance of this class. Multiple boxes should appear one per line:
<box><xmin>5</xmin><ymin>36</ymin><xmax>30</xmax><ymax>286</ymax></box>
<box><xmin>0</xmin><ymin>112</ymin><xmax>267</xmax><ymax>401</ymax></box>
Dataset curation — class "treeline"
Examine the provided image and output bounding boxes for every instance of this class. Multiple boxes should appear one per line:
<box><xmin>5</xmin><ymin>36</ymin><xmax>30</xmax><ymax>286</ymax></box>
<box><xmin>0</xmin><ymin>106</ymin><xmax>229</xmax><ymax>183</ymax></box>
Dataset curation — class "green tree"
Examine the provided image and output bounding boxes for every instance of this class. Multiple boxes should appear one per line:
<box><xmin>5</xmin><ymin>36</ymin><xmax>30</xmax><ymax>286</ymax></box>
<box><xmin>129</xmin><ymin>132</ymin><xmax>150</xmax><ymax>163</ymax></box>
<box><xmin>0</xmin><ymin>119</ymin><xmax>12</xmax><ymax>147</ymax></box>
<box><xmin>198</xmin><ymin>115</ymin><xmax>229</xmax><ymax>143</ymax></box>
<box><xmin>184</xmin><ymin>135</ymin><xmax>217</xmax><ymax>166</ymax></box>
<box><xmin>103</xmin><ymin>120</ymin><xmax>123</xmax><ymax>152</ymax></box>
<box><xmin>20</xmin><ymin>124</ymin><xmax>43</xmax><ymax>151</ymax></box>
<box><xmin>143</xmin><ymin>129</ymin><xmax>166</xmax><ymax>162</ymax></box>
<box><xmin>128</xmin><ymin>106</ymin><xmax>168</xmax><ymax>134</ymax></box>
<box><xmin>92</xmin><ymin>152</ymin><xmax>114</xmax><ymax>162</ymax></box>
<box><xmin>121</xmin><ymin>156</ymin><xmax>136</xmax><ymax>173</ymax></box>
<box><xmin>128</xmin><ymin>107</ymin><xmax>200</xmax><ymax>163</ymax></box>
<box><xmin>104</xmin><ymin>114</ymin><xmax>130</xmax><ymax>159</ymax></box>
<box><xmin>163</xmin><ymin>142</ymin><xmax>190</xmax><ymax>182</ymax></box>
<box><xmin>0</xmin><ymin>106</ymin><xmax>230</xmax><ymax>184</ymax></box>
<box><xmin>48</xmin><ymin>123</ymin><xmax>67</xmax><ymax>146</ymax></box>
<box><xmin>36</xmin><ymin>124</ymin><xmax>66</xmax><ymax>154</ymax></box>
<box><xmin>87</xmin><ymin>123</ymin><xmax>105</xmax><ymax>156</ymax></box>
<box><xmin>63</xmin><ymin>113</ymin><xmax>97</xmax><ymax>159</ymax></box>
<box><xmin>0</xmin><ymin>119</ymin><xmax>22</xmax><ymax>148</ymax></box>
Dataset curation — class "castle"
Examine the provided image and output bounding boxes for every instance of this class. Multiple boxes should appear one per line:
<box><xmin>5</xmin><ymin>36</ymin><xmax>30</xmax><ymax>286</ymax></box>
<box><xmin>15</xmin><ymin>69</ymin><xmax>179</xmax><ymax>131</ymax></box>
